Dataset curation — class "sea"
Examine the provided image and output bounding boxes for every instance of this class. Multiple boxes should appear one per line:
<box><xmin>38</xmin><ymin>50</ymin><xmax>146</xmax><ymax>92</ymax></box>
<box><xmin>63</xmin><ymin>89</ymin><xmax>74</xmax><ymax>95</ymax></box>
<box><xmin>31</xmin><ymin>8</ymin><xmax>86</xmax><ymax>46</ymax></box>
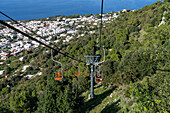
<box><xmin>0</xmin><ymin>0</ymin><xmax>160</xmax><ymax>21</ymax></box>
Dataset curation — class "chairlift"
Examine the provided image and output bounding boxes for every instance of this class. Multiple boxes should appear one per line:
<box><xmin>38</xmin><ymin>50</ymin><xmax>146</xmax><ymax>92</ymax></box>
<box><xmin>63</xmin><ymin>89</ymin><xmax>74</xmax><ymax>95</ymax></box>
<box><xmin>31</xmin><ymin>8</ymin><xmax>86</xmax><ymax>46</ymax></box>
<box><xmin>87</xmin><ymin>73</ymin><xmax>90</xmax><ymax>76</ymax></box>
<box><xmin>95</xmin><ymin>66</ymin><xmax>103</xmax><ymax>83</ymax></box>
<box><xmin>75</xmin><ymin>72</ymin><xmax>79</xmax><ymax>77</ymax></box>
<box><xmin>75</xmin><ymin>65</ymin><xmax>80</xmax><ymax>77</ymax></box>
<box><xmin>84</xmin><ymin>67</ymin><xmax>88</xmax><ymax>75</ymax></box>
<box><xmin>84</xmin><ymin>71</ymin><xmax>87</xmax><ymax>74</ymax></box>
<box><xmin>51</xmin><ymin>49</ymin><xmax>63</xmax><ymax>81</ymax></box>
<box><xmin>55</xmin><ymin>72</ymin><xmax>63</xmax><ymax>81</ymax></box>
<box><xmin>95</xmin><ymin>73</ymin><xmax>104</xmax><ymax>83</ymax></box>
<box><xmin>95</xmin><ymin>77</ymin><xmax>104</xmax><ymax>82</ymax></box>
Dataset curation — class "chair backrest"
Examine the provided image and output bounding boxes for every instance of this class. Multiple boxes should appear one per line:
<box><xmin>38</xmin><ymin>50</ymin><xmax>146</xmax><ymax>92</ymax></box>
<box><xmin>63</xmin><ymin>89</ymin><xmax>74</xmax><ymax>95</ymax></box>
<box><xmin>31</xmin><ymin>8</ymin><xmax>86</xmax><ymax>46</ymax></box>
<box><xmin>58</xmin><ymin>72</ymin><xmax>62</xmax><ymax>76</ymax></box>
<box><xmin>55</xmin><ymin>72</ymin><xmax>63</xmax><ymax>81</ymax></box>
<box><xmin>84</xmin><ymin>71</ymin><xmax>87</xmax><ymax>74</ymax></box>
<box><xmin>87</xmin><ymin>73</ymin><xmax>90</xmax><ymax>76</ymax></box>
<box><xmin>56</xmin><ymin>72</ymin><xmax>62</xmax><ymax>77</ymax></box>
<box><xmin>97</xmin><ymin>71</ymin><xmax>101</xmax><ymax>77</ymax></box>
<box><xmin>75</xmin><ymin>72</ymin><xmax>79</xmax><ymax>76</ymax></box>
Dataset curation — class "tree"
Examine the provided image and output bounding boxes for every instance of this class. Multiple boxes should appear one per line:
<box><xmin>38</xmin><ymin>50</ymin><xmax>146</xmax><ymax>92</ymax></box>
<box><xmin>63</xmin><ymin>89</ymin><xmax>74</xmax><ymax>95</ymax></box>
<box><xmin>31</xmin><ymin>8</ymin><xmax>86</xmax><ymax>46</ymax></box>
<box><xmin>38</xmin><ymin>69</ymin><xmax>81</xmax><ymax>113</ymax></box>
<box><xmin>100</xmin><ymin>60</ymin><xmax>118</xmax><ymax>86</ymax></box>
<box><xmin>115</xmin><ymin>49</ymin><xmax>157</xmax><ymax>85</ymax></box>
<box><xmin>164</xmin><ymin>0</ymin><xmax>170</xmax><ymax>2</ymax></box>
<box><xmin>10</xmin><ymin>88</ymin><xmax>38</xmax><ymax>113</ymax></box>
<box><xmin>4</xmin><ymin>66</ymin><xmax>10</xmax><ymax>75</ymax></box>
<box><xmin>85</xmin><ymin>40</ymin><xmax>96</xmax><ymax>55</ymax></box>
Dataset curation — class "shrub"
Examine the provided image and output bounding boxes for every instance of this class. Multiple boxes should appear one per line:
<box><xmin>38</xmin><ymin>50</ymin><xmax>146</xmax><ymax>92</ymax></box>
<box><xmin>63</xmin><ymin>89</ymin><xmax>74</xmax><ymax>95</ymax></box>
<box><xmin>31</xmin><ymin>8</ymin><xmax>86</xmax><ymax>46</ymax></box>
<box><xmin>113</xmin><ymin>49</ymin><xmax>157</xmax><ymax>85</ymax></box>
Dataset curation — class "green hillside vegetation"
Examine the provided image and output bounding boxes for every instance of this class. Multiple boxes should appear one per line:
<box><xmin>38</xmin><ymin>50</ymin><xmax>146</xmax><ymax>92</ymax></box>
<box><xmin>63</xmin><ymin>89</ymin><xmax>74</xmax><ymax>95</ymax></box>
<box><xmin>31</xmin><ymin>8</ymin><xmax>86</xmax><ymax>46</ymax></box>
<box><xmin>0</xmin><ymin>1</ymin><xmax>169</xmax><ymax>113</ymax></box>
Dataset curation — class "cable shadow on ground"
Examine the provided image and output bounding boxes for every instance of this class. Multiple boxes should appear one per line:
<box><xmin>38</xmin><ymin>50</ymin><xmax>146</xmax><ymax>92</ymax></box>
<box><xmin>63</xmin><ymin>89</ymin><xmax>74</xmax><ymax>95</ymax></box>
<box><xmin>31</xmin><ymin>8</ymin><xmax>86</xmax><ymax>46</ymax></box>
<box><xmin>77</xmin><ymin>87</ymin><xmax>116</xmax><ymax>113</ymax></box>
<box><xmin>101</xmin><ymin>100</ymin><xmax>121</xmax><ymax>113</ymax></box>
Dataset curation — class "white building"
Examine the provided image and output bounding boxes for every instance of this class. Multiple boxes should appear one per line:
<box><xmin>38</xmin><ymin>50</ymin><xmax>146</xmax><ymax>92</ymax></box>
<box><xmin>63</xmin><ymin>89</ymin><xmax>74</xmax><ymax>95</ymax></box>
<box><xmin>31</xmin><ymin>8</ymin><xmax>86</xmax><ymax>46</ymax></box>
<box><xmin>0</xmin><ymin>70</ymin><xmax>4</xmax><ymax>75</ymax></box>
<box><xmin>24</xmin><ymin>43</ymin><xmax>32</xmax><ymax>50</ymax></box>
<box><xmin>60</xmin><ymin>34</ymin><xmax>67</xmax><ymax>37</ymax></box>
<box><xmin>54</xmin><ymin>40</ymin><xmax>60</xmax><ymax>43</ymax></box>
<box><xmin>25</xmin><ymin>75</ymin><xmax>34</xmax><ymax>79</ymax></box>
<box><xmin>67</xmin><ymin>30</ymin><xmax>77</xmax><ymax>34</ymax></box>
<box><xmin>19</xmin><ymin>57</ymin><xmax>26</xmax><ymax>61</ymax></box>
<box><xmin>22</xmin><ymin>65</ymin><xmax>31</xmax><ymax>72</ymax></box>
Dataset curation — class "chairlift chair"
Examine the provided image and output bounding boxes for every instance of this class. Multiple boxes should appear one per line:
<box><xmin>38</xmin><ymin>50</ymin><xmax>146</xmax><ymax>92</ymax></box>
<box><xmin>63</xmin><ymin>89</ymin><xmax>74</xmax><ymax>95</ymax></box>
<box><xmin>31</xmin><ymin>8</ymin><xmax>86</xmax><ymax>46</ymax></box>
<box><xmin>55</xmin><ymin>72</ymin><xmax>63</xmax><ymax>81</ymax></box>
<box><xmin>95</xmin><ymin>77</ymin><xmax>104</xmax><ymax>82</ymax></box>
<box><xmin>95</xmin><ymin>66</ymin><xmax>103</xmax><ymax>83</ymax></box>
<box><xmin>75</xmin><ymin>72</ymin><xmax>79</xmax><ymax>77</ymax></box>
<box><xmin>84</xmin><ymin>71</ymin><xmax>87</xmax><ymax>74</ymax></box>
<box><xmin>51</xmin><ymin>49</ymin><xmax>63</xmax><ymax>81</ymax></box>
<box><xmin>75</xmin><ymin>65</ymin><xmax>80</xmax><ymax>77</ymax></box>
<box><xmin>95</xmin><ymin>72</ymin><xmax>104</xmax><ymax>83</ymax></box>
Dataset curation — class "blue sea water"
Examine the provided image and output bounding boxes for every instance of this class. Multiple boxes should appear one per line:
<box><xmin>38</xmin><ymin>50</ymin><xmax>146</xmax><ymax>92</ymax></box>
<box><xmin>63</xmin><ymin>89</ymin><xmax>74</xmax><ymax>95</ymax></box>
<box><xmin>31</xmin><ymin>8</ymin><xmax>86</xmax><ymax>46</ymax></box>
<box><xmin>0</xmin><ymin>0</ymin><xmax>160</xmax><ymax>20</ymax></box>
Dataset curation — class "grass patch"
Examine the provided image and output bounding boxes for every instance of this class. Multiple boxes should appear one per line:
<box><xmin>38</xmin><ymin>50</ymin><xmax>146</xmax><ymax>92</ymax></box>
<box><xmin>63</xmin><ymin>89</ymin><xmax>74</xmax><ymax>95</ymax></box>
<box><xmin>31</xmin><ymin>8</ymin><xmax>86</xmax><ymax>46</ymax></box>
<box><xmin>77</xmin><ymin>85</ymin><xmax>116</xmax><ymax>113</ymax></box>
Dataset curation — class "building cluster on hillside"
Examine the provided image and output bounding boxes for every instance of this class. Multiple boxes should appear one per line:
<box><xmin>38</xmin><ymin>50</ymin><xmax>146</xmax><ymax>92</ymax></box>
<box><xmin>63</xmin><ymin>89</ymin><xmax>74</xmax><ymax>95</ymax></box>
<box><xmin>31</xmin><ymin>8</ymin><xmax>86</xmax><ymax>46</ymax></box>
<box><xmin>0</xmin><ymin>12</ymin><xmax>120</xmax><ymax>61</ymax></box>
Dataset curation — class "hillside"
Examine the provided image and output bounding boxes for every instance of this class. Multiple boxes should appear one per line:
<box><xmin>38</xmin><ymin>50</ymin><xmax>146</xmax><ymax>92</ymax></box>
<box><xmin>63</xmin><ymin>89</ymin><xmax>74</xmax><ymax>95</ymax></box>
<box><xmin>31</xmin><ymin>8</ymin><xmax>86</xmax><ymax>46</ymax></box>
<box><xmin>0</xmin><ymin>1</ymin><xmax>169</xmax><ymax>113</ymax></box>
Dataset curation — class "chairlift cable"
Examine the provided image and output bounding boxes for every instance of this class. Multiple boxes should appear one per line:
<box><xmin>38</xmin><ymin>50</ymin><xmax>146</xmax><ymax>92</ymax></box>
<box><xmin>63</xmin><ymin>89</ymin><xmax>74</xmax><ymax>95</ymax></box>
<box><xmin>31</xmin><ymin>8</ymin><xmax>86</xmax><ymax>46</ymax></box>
<box><xmin>0</xmin><ymin>11</ymin><xmax>66</xmax><ymax>53</ymax></box>
<box><xmin>0</xmin><ymin>11</ymin><xmax>44</xmax><ymax>38</ymax></box>
<box><xmin>0</xmin><ymin>20</ymin><xmax>85</xmax><ymax>64</ymax></box>
<box><xmin>0</xmin><ymin>12</ymin><xmax>85</xmax><ymax>63</ymax></box>
<box><xmin>0</xmin><ymin>12</ymin><xmax>30</xmax><ymax>31</ymax></box>
<box><xmin>99</xmin><ymin>0</ymin><xmax>104</xmax><ymax>49</ymax></box>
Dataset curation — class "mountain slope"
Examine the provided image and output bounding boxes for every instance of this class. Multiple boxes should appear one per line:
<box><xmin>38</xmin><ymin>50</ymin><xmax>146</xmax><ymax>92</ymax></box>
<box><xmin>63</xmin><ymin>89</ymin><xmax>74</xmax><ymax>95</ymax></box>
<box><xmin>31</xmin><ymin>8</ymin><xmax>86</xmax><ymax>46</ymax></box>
<box><xmin>0</xmin><ymin>1</ymin><xmax>169</xmax><ymax>113</ymax></box>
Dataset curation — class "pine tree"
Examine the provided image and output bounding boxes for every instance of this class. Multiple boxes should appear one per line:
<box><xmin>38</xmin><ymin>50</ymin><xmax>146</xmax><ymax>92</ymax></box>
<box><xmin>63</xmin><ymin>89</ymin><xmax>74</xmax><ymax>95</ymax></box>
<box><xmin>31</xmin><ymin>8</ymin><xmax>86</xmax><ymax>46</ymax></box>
<box><xmin>164</xmin><ymin>0</ymin><xmax>170</xmax><ymax>2</ymax></box>
<box><xmin>38</xmin><ymin>69</ymin><xmax>81</xmax><ymax>113</ymax></box>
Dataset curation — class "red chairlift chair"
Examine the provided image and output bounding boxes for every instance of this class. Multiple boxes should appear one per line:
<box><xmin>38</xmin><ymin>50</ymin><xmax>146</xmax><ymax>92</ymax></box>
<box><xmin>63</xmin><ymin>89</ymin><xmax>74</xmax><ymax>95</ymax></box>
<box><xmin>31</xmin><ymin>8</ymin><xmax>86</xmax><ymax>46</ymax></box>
<box><xmin>55</xmin><ymin>72</ymin><xmax>63</xmax><ymax>81</ymax></box>
<box><xmin>75</xmin><ymin>72</ymin><xmax>79</xmax><ymax>77</ymax></box>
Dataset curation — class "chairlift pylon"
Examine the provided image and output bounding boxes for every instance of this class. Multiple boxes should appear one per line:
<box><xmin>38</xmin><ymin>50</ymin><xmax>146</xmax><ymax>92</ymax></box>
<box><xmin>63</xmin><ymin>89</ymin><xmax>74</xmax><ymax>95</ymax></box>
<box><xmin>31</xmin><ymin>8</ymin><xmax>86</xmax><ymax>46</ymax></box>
<box><xmin>75</xmin><ymin>65</ymin><xmax>80</xmax><ymax>77</ymax></box>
